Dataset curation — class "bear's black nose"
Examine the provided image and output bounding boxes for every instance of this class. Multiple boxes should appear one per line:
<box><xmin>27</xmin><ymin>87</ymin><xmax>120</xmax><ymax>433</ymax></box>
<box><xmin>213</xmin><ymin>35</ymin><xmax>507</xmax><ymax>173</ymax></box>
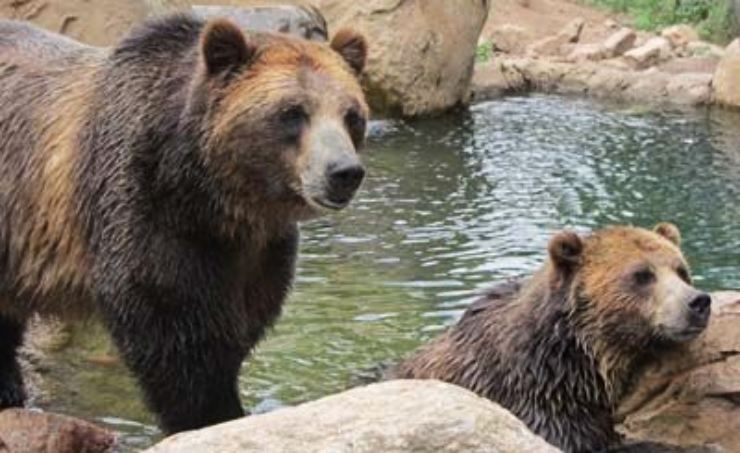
<box><xmin>327</xmin><ymin>159</ymin><xmax>365</xmax><ymax>200</ymax></box>
<box><xmin>689</xmin><ymin>293</ymin><xmax>711</xmax><ymax>319</ymax></box>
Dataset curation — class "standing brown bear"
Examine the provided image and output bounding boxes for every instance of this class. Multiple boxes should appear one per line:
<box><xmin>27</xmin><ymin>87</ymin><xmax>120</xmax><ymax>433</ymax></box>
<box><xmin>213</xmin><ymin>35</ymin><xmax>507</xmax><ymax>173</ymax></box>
<box><xmin>395</xmin><ymin>224</ymin><xmax>712</xmax><ymax>452</ymax></box>
<box><xmin>0</xmin><ymin>14</ymin><xmax>368</xmax><ymax>433</ymax></box>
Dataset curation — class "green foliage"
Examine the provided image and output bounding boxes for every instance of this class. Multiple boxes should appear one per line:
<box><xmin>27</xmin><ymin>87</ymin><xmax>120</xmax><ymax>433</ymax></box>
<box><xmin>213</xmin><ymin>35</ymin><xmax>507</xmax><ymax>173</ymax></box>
<box><xmin>476</xmin><ymin>41</ymin><xmax>494</xmax><ymax>63</ymax></box>
<box><xmin>584</xmin><ymin>0</ymin><xmax>737</xmax><ymax>43</ymax></box>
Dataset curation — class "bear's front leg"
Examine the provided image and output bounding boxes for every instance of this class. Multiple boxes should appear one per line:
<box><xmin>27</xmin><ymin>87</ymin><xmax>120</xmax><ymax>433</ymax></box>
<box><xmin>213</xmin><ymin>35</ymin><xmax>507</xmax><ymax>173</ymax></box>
<box><xmin>99</xmin><ymin>293</ymin><xmax>246</xmax><ymax>434</ymax></box>
<box><xmin>0</xmin><ymin>314</ymin><xmax>27</xmax><ymax>408</ymax></box>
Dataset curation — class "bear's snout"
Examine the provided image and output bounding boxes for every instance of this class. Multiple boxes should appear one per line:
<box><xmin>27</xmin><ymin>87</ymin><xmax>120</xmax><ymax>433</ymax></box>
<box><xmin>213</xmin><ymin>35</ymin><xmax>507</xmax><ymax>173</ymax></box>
<box><xmin>326</xmin><ymin>157</ymin><xmax>365</xmax><ymax>205</ymax></box>
<box><xmin>302</xmin><ymin>121</ymin><xmax>364</xmax><ymax>211</ymax></box>
<box><xmin>687</xmin><ymin>292</ymin><xmax>711</xmax><ymax>328</ymax></box>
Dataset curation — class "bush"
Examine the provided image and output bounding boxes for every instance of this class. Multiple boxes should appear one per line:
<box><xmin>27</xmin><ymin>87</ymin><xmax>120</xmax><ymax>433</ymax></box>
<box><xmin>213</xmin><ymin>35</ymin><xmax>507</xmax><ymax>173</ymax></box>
<box><xmin>476</xmin><ymin>41</ymin><xmax>494</xmax><ymax>63</ymax></box>
<box><xmin>585</xmin><ymin>0</ymin><xmax>737</xmax><ymax>43</ymax></box>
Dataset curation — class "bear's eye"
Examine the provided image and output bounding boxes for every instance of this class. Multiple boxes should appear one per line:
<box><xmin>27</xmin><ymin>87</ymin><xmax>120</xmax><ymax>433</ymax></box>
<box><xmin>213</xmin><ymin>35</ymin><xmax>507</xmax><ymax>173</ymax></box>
<box><xmin>345</xmin><ymin>108</ymin><xmax>366</xmax><ymax>147</ymax></box>
<box><xmin>676</xmin><ymin>266</ymin><xmax>691</xmax><ymax>283</ymax></box>
<box><xmin>280</xmin><ymin>104</ymin><xmax>308</xmax><ymax>141</ymax></box>
<box><xmin>633</xmin><ymin>269</ymin><xmax>655</xmax><ymax>286</ymax></box>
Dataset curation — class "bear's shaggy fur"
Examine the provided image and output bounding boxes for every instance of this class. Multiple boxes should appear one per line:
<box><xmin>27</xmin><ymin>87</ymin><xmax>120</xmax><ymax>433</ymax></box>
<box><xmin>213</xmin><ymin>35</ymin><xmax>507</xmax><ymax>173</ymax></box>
<box><xmin>0</xmin><ymin>15</ymin><xmax>368</xmax><ymax>433</ymax></box>
<box><xmin>395</xmin><ymin>225</ymin><xmax>712</xmax><ymax>452</ymax></box>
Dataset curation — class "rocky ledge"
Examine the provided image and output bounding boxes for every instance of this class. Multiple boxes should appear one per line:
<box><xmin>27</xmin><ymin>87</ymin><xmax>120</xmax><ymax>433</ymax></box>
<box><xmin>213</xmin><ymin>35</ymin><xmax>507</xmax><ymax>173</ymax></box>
<box><xmin>475</xmin><ymin>18</ymin><xmax>740</xmax><ymax>109</ymax></box>
<box><xmin>618</xmin><ymin>291</ymin><xmax>740</xmax><ymax>453</ymax></box>
<box><xmin>147</xmin><ymin>380</ymin><xmax>560</xmax><ymax>453</ymax></box>
<box><xmin>0</xmin><ymin>409</ymin><xmax>114</xmax><ymax>453</ymax></box>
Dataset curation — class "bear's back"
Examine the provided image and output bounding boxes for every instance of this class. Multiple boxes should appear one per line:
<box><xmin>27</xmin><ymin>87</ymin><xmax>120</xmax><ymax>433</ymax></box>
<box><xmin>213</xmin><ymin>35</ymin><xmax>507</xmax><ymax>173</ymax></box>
<box><xmin>0</xmin><ymin>22</ymin><xmax>103</xmax><ymax>318</ymax></box>
<box><xmin>0</xmin><ymin>20</ymin><xmax>99</xmax><ymax>64</ymax></box>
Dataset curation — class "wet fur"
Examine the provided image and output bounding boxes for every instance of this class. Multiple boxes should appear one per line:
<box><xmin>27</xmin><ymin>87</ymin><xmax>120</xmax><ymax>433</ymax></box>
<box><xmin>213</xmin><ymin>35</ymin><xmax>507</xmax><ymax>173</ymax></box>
<box><xmin>395</xmin><ymin>228</ymin><xmax>693</xmax><ymax>452</ymax></box>
<box><xmin>0</xmin><ymin>15</ymin><xmax>363</xmax><ymax>433</ymax></box>
<box><xmin>396</xmin><ymin>275</ymin><xmax>623</xmax><ymax>452</ymax></box>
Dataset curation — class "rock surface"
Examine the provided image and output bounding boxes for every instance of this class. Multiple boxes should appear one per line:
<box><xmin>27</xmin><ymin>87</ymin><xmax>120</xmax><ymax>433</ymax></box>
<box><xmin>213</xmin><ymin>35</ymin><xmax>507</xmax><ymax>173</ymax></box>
<box><xmin>618</xmin><ymin>292</ymin><xmax>740</xmax><ymax>453</ymax></box>
<box><xmin>316</xmin><ymin>0</ymin><xmax>490</xmax><ymax>117</ymax></box>
<box><xmin>147</xmin><ymin>380</ymin><xmax>561</xmax><ymax>453</ymax></box>
<box><xmin>0</xmin><ymin>0</ymin><xmax>188</xmax><ymax>46</ymax></box>
<box><xmin>0</xmin><ymin>409</ymin><xmax>115</xmax><ymax>453</ymax></box>
<box><xmin>527</xmin><ymin>17</ymin><xmax>584</xmax><ymax>57</ymax></box>
<box><xmin>624</xmin><ymin>37</ymin><xmax>672</xmax><ymax>69</ymax></box>
<box><xmin>602</xmin><ymin>27</ymin><xmax>637</xmax><ymax>58</ymax></box>
<box><xmin>472</xmin><ymin>57</ymin><xmax>713</xmax><ymax>106</ymax></box>
<box><xmin>193</xmin><ymin>5</ymin><xmax>328</xmax><ymax>41</ymax></box>
<box><xmin>713</xmin><ymin>39</ymin><xmax>740</xmax><ymax>108</ymax></box>
<box><xmin>487</xmin><ymin>23</ymin><xmax>532</xmax><ymax>55</ymax></box>
<box><xmin>661</xmin><ymin>24</ymin><xmax>699</xmax><ymax>49</ymax></box>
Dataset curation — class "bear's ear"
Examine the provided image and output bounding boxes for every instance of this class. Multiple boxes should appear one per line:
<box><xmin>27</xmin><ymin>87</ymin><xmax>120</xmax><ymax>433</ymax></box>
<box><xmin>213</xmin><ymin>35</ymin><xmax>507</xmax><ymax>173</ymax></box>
<box><xmin>654</xmin><ymin>222</ymin><xmax>681</xmax><ymax>246</ymax></box>
<box><xmin>330</xmin><ymin>28</ymin><xmax>367</xmax><ymax>75</ymax></box>
<box><xmin>201</xmin><ymin>19</ymin><xmax>256</xmax><ymax>77</ymax></box>
<box><xmin>548</xmin><ymin>230</ymin><xmax>583</xmax><ymax>271</ymax></box>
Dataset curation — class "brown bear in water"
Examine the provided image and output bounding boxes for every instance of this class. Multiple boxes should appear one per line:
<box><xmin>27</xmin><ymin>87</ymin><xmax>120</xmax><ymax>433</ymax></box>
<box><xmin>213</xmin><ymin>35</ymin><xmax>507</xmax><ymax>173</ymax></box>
<box><xmin>395</xmin><ymin>224</ymin><xmax>712</xmax><ymax>452</ymax></box>
<box><xmin>0</xmin><ymin>14</ymin><xmax>368</xmax><ymax>433</ymax></box>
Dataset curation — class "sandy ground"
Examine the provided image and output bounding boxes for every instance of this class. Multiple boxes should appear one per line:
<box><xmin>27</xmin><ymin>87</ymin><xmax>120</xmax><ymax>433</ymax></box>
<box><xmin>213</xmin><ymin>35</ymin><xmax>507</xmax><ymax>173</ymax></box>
<box><xmin>485</xmin><ymin>0</ymin><xmax>619</xmax><ymax>44</ymax></box>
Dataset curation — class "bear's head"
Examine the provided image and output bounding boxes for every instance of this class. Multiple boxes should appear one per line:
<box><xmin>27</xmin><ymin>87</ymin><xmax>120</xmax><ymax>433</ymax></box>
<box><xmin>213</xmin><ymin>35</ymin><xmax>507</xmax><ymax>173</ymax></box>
<box><xmin>548</xmin><ymin>224</ymin><xmax>711</xmax><ymax>353</ymax></box>
<box><xmin>188</xmin><ymin>19</ymin><xmax>369</xmax><ymax>225</ymax></box>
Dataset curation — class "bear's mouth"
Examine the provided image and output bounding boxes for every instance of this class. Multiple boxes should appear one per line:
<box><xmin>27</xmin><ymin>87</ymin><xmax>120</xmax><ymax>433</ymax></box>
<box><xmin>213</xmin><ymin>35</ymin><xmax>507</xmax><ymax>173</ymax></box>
<box><xmin>660</xmin><ymin>325</ymin><xmax>707</xmax><ymax>343</ymax></box>
<box><xmin>310</xmin><ymin>196</ymin><xmax>348</xmax><ymax>211</ymax></box>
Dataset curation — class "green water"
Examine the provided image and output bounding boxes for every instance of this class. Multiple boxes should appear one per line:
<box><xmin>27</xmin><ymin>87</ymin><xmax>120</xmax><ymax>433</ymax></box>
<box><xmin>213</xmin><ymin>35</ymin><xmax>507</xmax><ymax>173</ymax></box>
<box><xmin>40</xmin><ymin>95</ymin><xmax>740</xmax><ymax>449</ymax></box>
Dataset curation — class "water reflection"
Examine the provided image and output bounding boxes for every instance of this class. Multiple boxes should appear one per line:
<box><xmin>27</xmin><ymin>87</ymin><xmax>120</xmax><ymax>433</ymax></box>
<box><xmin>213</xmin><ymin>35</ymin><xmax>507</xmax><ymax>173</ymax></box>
<box><xmin>42</xmin><ymin>96</ymin><xmax>740</xmax><ymax>448</ymax></box>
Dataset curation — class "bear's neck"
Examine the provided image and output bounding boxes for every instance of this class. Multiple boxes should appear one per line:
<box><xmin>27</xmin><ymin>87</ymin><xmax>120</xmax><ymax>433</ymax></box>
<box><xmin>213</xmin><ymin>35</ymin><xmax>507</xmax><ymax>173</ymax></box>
<box><xmin>466</xmin><ymin>276</ymin><xmax>638</xmax><ymax>451</ymax></box>
<box><xmin>527</xmin><ymin>277</ymin><xmax>649</xmax><ymax>405</ymax></box>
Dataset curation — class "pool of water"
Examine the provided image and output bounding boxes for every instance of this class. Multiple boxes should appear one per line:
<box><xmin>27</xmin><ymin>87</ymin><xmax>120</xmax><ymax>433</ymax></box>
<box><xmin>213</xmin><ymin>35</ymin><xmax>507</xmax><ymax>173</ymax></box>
<box><xmin>38</xmin><ymin>95</ymin><xmax>740</xmax><ymax>449</ymax></box>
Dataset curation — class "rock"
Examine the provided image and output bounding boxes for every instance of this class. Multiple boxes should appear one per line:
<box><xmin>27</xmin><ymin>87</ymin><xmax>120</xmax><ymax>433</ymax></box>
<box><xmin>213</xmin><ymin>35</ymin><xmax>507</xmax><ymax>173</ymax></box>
<box><xmin>661</xmin><ymin>24</ymin><xmax>699</xmax><ymax>49</ymax></box>
<box><xmin>565</xmin><ymin>27</ymin><xmax>635</xmax><ymax>63</ymax></box>
<box><xmin>713</xmin><ymin>39</ymin><xmax>740</xmax><ymax>108</ymax></box>
<box><xmin>602</xmin><ymin>27</ymin><xmax>636</xmax><ymax>58</ymax></box>
<box><xmin>527</xmin><ymin>17</ymin><xmax>585</xmax><ymax>57</ymax></box>
<box><xmin>0</xmin><ymin>0</ymin><xmax>189</xmax><ymax>46</ymax></box>
<box><xmin>618</xmin><ymin>292</ymin><xmax>740</xmax><ymax>453</ymax></box>
<box><xmin>318</xmin><ymin>0</ymin><xmax>491</xmax><ymax>116</ymax></box>
<box><xmin>193</xmin><ymin>5</ymin><xmax>327</xmax><ymax>41</ymax></box>
<box><xmin>659</xmin><ymin>56</ymin><xmax>719</xmax><ymax>75</ymax></box>
<box><xmin>686</xmin><ymin>41</ymin><xmax>725</xmax><ymax>59</ymax></box>
<box><xmin>472</xmin><ymin>56</ymin><xmax>712</xmax><ymax>107</ymax></box>
<box><xmin>567</xmin><ymin>43</ymin><xmax>605</xmax><ymax>62</ymax></box>
<box><xmin>604</xmin><ymin>18</ymin><xmax>620</xmax><ymax>29</ymax></box>
<box><xmin>487</xmin><ymin>23</ymin><xmax>532</xmax><ymax>55</ymax></box>
<box><xmin>666</xmin><ymin>72</ymin><xmax>714</xmax><ymax>105</ymax></box>
<box><xmin>471</xmin><ymin>61</ymin><xmax>527</xmax><ymax>101</ymax></box>
<box><xmin>560</xmin><ymin>17</ymin><xmax>586</xmax><ymax>43</ymax></box>
<box><xmin>0</xmin><ymin>409</ymin><xmax>115</xmax><ymax>453</ymax></box>
<box><xmin>148</xmin><ymin>380</ymin><xmax>561</xmax><ymax>453</ymax></box>
<box><xmin>624</xmin><ymin>37</ymin><xmax>672</xmax><ymax>70</ymax></box>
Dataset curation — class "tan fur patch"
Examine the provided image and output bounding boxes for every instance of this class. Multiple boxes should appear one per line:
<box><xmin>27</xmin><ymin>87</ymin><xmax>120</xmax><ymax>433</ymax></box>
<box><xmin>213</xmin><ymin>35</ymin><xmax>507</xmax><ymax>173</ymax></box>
<box><xmin>14</xmin><ymin>67</ymin><xmax>93</xmax><ymax>313</ymax></box>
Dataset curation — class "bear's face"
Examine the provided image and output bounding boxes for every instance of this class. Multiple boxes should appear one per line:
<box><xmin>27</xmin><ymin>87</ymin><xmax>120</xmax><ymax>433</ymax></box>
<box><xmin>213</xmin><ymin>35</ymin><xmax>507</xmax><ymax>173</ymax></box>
<box><xmin>190</xmin><ymin>20</ymin><xmax>369</xmax><ymax>222</ymax></box>
<box><xmin>548</xmin><ymin>224</ymin><xmax>711</xmax><ymax>349</ymax></box>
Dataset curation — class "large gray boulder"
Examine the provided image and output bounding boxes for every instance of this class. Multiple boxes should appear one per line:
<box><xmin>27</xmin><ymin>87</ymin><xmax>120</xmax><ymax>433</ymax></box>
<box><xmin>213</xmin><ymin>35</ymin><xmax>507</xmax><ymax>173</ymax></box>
<box><xmin>147</xmin><ymin>380</ymin><xmax>561</xmax><ymax>453</ymax></box>
<box><xmin>193</xmin><ymin>4</ymin><xmax>327</xmax><ymax>41</ymax></box>
<box><xmin>713</xmin><ymin>39</ymin><xmax>740</xmax><ymax>108</ymax></box>
<box><xmin>317</xmin><ymin>0</ymin><xmax>491</xmax><ymax>117</ymax></box>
